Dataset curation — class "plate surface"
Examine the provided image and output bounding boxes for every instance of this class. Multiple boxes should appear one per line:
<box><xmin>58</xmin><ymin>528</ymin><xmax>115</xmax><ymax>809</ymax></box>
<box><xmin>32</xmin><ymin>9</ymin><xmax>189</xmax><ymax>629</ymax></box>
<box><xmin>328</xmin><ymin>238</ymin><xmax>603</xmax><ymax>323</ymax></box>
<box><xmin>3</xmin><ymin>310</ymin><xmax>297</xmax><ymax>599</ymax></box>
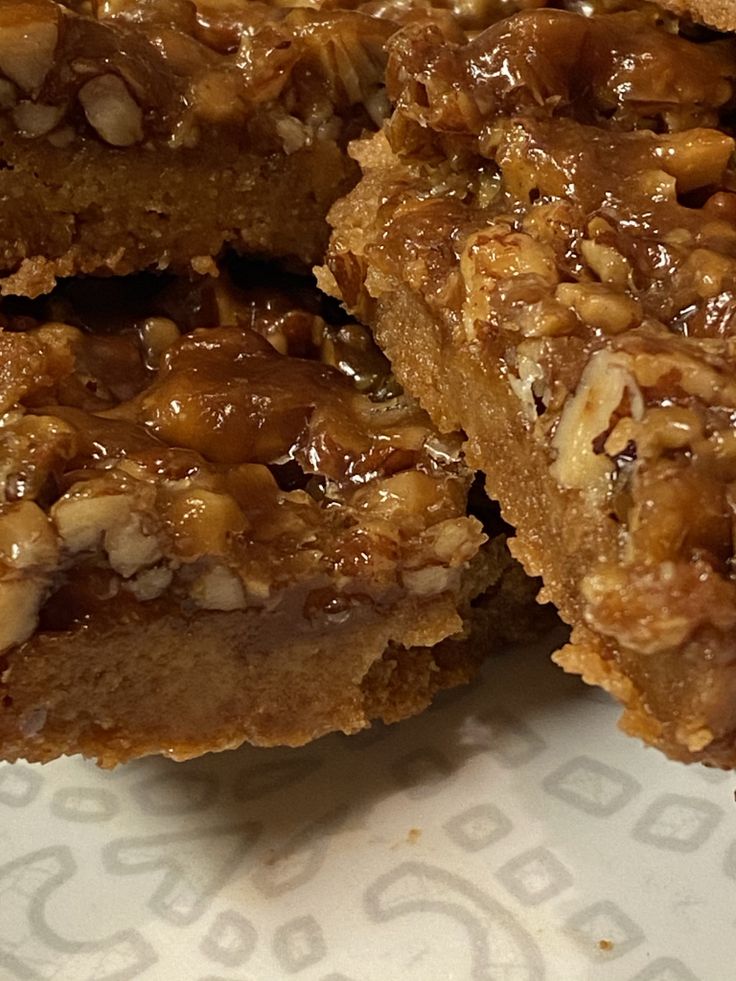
<box><xmin>0</xmin><ymin>636</ymin><xmax>733</xmax><ymax>980</ymax></box>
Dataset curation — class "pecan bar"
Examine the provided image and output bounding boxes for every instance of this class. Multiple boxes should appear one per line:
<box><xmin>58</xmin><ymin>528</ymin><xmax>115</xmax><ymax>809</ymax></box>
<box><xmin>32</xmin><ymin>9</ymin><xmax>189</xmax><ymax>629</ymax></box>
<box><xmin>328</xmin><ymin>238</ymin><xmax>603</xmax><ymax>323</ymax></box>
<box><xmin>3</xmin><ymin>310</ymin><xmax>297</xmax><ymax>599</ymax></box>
<box><xmin>0</xmin><ymin>268</ymin><xmax>539</xmax><ymax>765</ymax></box>
<box><xmin>323</xmin><ymin>3</ymin><xmax>736</xmax><ymax>765</ymax></box>
<box><xmin>0</xmin><ymin>0</ymin><xmax>398</xmax><ymax>297</ymax></box>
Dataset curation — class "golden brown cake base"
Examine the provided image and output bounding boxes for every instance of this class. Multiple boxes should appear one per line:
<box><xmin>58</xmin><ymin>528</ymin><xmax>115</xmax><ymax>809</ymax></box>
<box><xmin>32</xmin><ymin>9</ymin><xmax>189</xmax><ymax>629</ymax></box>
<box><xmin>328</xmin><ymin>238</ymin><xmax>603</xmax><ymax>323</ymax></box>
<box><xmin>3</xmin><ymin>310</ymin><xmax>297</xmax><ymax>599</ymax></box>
<box><xmin>1</xmin><ymin>550</ymin><xmax>533</xmax><ymax>766</ymax></box>
<box><xmin>0</xmin><ymin>134</ymin><xmax>356</xmax><ymax>298</ymax></box>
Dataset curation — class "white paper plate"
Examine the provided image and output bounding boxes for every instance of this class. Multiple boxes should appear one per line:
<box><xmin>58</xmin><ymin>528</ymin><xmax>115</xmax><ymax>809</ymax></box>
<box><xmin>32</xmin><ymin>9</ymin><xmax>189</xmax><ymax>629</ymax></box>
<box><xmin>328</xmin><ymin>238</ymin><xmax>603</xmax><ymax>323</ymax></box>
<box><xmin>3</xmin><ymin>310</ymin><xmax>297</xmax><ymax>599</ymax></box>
<box><xmin>0</xmin><ymin>633</ymin><xmax>733</xmax><ymax>981</ymax></box>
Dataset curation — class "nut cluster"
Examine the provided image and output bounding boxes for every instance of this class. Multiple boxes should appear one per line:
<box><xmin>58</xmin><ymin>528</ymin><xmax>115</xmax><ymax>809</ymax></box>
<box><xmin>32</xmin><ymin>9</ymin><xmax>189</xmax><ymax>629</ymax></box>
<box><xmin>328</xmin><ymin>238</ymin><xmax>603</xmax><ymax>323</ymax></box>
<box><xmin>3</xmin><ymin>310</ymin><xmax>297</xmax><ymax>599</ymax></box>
<box><xmin>0</xmin><ymin>0</ymin><xmax>393</xmax><ymax>149</ymax></box>
<box><xmin>377</xmin><ymin>9</ymin><xmax>736</xmax><ymax>586</ymax></box>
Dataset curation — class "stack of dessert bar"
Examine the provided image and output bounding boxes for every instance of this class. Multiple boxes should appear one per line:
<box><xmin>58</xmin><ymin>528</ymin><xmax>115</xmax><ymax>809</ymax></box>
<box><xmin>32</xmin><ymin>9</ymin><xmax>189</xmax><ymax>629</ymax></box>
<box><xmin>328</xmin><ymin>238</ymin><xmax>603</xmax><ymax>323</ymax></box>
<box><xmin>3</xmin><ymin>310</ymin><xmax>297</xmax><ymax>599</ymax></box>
<box><xmin>1</xmin><ymin>0</ymin><xmax>735</xmax><ymax>768</ymax></box>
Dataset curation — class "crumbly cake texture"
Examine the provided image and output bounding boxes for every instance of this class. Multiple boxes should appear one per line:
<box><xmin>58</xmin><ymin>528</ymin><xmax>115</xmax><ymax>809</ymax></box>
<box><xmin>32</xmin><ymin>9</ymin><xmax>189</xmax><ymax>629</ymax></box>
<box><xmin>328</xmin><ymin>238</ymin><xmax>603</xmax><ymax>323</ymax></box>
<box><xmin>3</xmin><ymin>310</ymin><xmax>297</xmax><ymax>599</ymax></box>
<box><xmin>0</xmin><ymin>0</ymin><xmax>397</xmax><ymax>297</ymax></box>
<box><xmin>0</xmin><ymin>272</ymin><xmax>541</xmax><ymax>765</ymax></box>
<box><xmin>323</xmin><ymin>4</ymin><xmax>736</xmax><ymax>766</ymax></box>
<box><xmin>2</xmin><ymin>541</ymin><xmax>537</xmax><ymax>766</ymax></box>
<box><xmin>660</xmin><ymin>0</ymin><xmax>736</xmax><ymax>30</ymax></box>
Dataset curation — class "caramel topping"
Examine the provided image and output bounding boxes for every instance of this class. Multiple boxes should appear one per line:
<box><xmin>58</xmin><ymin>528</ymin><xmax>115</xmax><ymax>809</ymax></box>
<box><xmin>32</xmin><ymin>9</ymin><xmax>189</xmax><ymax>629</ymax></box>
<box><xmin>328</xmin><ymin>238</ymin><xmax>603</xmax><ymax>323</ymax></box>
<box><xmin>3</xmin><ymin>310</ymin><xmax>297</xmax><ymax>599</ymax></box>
<box><xmin>387</xmin><ymin>8</ymin><xmax>736</xmax><ymax>140</ymax></box>
<box><xmin>133</xmin><ymin>327</ymin><xmax>358</xmax><ymax>466</ymax></box>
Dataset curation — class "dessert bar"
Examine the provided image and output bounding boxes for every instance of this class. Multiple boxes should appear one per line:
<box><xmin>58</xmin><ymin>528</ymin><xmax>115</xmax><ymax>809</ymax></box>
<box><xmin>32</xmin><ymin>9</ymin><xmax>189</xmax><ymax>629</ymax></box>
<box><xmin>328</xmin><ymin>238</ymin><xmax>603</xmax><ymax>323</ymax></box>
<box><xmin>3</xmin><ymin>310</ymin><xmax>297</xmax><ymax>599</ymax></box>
<box><xmin>0</xmin><ymin>271</ymin><xmax>538</xmax><ymax>764</ymax></box>
<box><xmin>0</xmin><ymin>0</ymin><xmax>392</xmax><ymax>296</ymax></box>
<box><xmin>323</xmin><ymin>3</ymin><xmax>736</xmax><ymax>764</ymax></box>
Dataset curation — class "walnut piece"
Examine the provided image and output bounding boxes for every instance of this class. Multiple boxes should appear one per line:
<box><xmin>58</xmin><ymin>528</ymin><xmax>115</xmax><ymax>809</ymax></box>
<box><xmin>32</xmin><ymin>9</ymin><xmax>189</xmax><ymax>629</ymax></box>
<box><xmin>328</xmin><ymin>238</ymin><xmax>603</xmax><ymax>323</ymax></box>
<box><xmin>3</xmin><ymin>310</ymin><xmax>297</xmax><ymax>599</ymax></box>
<box><xmin>78</xmin><ymin>74</ymin><xmax>144</xmax><ymax>146</ymax></box>
<box><xmin>0</xmin><ymin>501</ymin><xmax>58</xmax><ymax>652</ymax></box>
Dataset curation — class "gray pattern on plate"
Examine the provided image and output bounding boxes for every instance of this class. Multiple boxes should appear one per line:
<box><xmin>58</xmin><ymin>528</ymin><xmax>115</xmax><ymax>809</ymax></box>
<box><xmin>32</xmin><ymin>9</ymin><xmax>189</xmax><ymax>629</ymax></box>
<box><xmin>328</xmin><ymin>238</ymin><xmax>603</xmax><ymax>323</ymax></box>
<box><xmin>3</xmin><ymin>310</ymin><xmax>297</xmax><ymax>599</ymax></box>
<box><xmin>0</xmin><ymin>639</ymin><xmax>733</xmax><ymax>980</ymax></box>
